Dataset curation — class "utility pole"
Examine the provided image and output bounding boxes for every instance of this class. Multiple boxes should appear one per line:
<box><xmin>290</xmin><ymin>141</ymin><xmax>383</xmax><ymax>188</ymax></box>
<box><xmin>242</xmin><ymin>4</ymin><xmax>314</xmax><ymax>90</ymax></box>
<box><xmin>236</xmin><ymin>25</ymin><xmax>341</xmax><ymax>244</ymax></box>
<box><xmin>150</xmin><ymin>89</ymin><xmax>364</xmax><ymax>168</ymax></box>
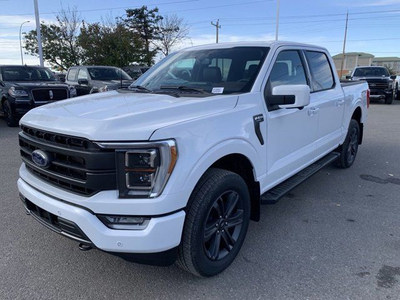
<box><xmin>275</xmin><ymin>0</ymin><xmax>280</xmax><ymax>41</ymax></box>
<box><xmin>339</xmin><ymin>11</ymin><xmax>349</xmax><ymax>79</ymax></box>
<box><xmin>33</xmin><ymin>0</ymin><xmax>44</xmax><ymax>66</ymax></box>
<box><xmin>211</xmin><ymin>19</ymin><xmax>221</xmax><ymax>43</ymax></box>
<box><xmin>19</xmin><ymin>21</ymin><xmax>30</xmax><ymax>65</ymax></box>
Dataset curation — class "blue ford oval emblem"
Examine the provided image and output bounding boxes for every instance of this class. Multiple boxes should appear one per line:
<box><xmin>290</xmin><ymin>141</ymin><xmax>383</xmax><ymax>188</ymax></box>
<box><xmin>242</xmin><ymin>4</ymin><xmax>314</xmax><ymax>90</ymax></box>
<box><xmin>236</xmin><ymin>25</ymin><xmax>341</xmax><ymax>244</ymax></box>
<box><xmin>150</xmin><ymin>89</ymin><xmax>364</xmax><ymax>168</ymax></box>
<box><xmin>32</xmin><ymin>150</ymin><xmax>50</xmax><ymax>168</ymax></box>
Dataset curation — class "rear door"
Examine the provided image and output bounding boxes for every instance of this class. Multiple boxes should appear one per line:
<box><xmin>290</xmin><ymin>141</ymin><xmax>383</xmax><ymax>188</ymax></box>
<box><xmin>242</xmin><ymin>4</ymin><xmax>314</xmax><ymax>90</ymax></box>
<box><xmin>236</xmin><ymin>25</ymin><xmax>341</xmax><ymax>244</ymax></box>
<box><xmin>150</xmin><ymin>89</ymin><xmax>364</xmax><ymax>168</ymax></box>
<box><xmin>264</xmin><ymin>49</ymin><xmax>319</xmax><ymax>187</ymax></box>
<box><xmin>304</xmin><ymin>50</ymin><xmax>345</xmax><ymax>155</ymax></box>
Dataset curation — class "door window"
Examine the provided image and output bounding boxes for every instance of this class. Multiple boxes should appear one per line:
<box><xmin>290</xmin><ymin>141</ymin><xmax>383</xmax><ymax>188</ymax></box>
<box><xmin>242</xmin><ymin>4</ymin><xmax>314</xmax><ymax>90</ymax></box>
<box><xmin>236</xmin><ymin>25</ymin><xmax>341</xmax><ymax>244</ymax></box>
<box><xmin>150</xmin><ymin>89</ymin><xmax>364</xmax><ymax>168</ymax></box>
<box><xmin>269</xmin><ymin>50</ymin><xmax>308</xmax><ymax>88</ymax></box>
<box><xmin>265</xmin><ymin>50</ymin><xmax>308</xmax><ymax>110</ymax></box>
<box><xmin>305</xmin><ymin>51</ymin><xmax>334</xmax><ymax>92</ymax></box>
<box><xmin>67</xmin><ymin>68</ymin><xmax>78</xmax><ymax>81</ymax></box>
<box><xmin>78</xmin><ymin>69</ymin><xmax>88</xmax><ymax>80</ymax></box>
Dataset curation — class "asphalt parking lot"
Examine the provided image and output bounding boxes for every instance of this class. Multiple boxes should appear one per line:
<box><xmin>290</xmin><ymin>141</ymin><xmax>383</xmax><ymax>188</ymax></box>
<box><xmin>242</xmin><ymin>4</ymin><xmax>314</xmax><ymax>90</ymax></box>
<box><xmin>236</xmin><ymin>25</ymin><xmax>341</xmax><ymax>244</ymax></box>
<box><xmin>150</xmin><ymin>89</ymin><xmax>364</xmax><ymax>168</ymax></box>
<box><xmin>1</xmin><ymin>100</ymin><xmax>399</xmax><ymax>300</ymax></box>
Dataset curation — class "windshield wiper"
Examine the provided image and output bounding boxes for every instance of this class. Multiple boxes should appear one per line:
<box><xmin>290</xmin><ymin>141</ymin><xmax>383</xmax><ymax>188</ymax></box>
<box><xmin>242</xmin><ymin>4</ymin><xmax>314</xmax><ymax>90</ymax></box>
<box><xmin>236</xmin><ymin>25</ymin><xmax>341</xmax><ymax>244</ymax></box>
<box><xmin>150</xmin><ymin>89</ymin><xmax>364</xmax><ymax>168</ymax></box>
<box><xmin>128</xmin><ymin>85</ymin><xmax>153</xmax><ymax>93</ymax></box>
<box><xmin>159</xmin><ymin>86</ymin><xmax>211</xmax><ymax>94</ymax></box>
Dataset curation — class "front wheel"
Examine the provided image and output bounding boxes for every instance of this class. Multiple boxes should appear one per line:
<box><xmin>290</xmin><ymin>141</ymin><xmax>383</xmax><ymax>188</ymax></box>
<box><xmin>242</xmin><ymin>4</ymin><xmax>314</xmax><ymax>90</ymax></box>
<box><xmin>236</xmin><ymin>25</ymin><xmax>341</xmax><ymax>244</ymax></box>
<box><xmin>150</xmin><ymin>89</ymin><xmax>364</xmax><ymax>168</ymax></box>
<box><xmin>336</xmin><ymin>119</ymin><xmax>360</xmax><ymax>169</ymax></box>
<box><xmin>396</xmin><ymin>85</ymin><xmax>400</xmax><ymax>100</ymax></box>
<box><xmin>385</xmin><ymin>91</ymin><xmax>394</xmax><ymax>104</ymax></box>
<box><xmin>3</xmin><ymin>100</ymin><xmax>18</xmax><ymax>127</ymax></box>
<box><xmin>177</xmin><ymin>168</ymin><xmax>251</xmax><ymax>277</ymax></box>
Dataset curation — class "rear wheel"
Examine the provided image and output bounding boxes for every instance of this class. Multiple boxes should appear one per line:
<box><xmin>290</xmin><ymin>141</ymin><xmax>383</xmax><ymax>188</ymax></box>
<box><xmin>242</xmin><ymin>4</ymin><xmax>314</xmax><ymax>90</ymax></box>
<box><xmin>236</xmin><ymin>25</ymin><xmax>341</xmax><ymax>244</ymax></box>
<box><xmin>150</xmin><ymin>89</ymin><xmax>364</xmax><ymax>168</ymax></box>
<box><xmin>2</xmin><ymin>100</ymin><xmax>18</xmax><ymax>127</ymax></box>
<box><xmin>177</xmin><ymin>168</ymin><xmax>251</xmax><ymax>277</ymax></box>
<box><xmin>336</xmin><ymin>119</ymin><xmax>360</xmax><ymax>169</ymax></box>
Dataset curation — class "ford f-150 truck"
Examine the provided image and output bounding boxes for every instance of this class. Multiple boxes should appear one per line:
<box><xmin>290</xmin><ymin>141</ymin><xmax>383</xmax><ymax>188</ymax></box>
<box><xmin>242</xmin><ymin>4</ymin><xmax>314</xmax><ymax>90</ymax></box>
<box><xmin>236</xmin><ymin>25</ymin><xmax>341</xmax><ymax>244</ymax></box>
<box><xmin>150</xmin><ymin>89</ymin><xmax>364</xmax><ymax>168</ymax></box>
<box><xmin>17</xmin><ymin>41</ymin><xmax>369</xmax><ymax>277</ymax></box>
<box><xmin>348</xmin><ymin>66</ymin><xmax>396</xmax><ymax>104</ymax></box>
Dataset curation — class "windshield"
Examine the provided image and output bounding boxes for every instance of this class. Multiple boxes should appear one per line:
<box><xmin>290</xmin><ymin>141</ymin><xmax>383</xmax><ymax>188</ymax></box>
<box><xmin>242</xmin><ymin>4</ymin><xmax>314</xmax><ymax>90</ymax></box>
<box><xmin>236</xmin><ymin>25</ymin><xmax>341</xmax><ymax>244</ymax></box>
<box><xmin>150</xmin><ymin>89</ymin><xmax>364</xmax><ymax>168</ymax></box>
<box><xmin>134</xmin><ymin>47</ymin><xmax>269</xmax><ymax>95</ymax></box>
<box><xmin>2</xmin><ymin>66</ymin><xmax>57</xmax><ymax>82</ymax></box>
<box><xmin>88</xmin><ymin>67</ymin><xmax>132</xmax><ymax>81</ymax></box>
<box><xmin>353</xmin><ymin>67</ymin><xmax>390</xmax><ymax>77</ymax></box>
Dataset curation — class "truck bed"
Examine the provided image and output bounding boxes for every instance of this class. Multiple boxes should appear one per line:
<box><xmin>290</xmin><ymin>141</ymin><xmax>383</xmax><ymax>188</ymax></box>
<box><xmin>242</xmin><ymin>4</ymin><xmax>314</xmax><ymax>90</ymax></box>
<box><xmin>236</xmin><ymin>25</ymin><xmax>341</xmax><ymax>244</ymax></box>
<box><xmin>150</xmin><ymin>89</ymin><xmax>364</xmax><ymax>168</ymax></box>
<box><xmin>340</xmin><ymin>80</ymin><xmax>366</xmax><ymax>87</ymax></box>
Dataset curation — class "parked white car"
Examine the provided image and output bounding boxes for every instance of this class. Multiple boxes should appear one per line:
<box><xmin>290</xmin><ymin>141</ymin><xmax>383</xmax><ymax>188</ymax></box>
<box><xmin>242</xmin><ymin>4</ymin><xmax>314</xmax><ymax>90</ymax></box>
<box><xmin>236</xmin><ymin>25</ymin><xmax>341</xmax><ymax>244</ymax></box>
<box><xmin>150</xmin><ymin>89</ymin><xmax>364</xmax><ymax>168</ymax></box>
<box><xmin>17</xmin><ymin>41</ymin><xmax>369</xmax><ymax>277</ymax></box>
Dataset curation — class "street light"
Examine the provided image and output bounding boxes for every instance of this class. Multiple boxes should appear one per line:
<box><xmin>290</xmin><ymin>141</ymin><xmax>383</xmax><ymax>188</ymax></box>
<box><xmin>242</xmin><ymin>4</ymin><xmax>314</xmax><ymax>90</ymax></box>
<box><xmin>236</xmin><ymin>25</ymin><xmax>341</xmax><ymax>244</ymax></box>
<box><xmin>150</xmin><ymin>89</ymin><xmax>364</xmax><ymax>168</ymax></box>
<box><xmin>19</xmin><ymin>20</ymin><xmax>30</xmax><ymax>65</ymax></box>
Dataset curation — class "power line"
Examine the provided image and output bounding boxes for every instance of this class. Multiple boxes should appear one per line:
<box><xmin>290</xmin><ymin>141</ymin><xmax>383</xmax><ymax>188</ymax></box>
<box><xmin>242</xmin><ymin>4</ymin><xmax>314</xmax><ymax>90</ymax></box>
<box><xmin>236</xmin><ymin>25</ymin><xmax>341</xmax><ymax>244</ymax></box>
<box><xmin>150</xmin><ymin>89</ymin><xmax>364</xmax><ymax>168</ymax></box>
<box><xmin>1</xmin><ymin>0</ymin><xmax>200</xmax><ymax>16</ymax></box>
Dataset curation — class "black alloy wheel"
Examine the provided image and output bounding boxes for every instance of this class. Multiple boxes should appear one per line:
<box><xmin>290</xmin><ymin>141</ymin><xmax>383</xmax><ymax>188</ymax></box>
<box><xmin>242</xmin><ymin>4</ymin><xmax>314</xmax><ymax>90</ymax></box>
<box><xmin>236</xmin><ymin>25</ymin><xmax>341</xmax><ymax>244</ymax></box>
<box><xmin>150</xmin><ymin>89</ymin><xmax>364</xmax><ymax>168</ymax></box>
<box><xmin>203</xmin><ymin>190</ymin><xmax>244</xmax><ymax>261</ymax></box>
<box><xmin>346</xmin><ymin>126</ymin><xmax>359</xmax><ymax>165</ymax></box>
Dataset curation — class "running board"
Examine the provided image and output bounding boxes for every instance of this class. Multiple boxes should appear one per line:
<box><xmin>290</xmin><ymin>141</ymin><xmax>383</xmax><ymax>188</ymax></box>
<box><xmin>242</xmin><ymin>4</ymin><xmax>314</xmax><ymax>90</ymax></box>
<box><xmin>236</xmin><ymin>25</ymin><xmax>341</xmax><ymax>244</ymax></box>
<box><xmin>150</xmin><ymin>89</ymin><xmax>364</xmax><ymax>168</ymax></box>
<box><xmin>261</xmin><ymin>152</ymin><xmax>340</xmax><ymax>205</ymax></box>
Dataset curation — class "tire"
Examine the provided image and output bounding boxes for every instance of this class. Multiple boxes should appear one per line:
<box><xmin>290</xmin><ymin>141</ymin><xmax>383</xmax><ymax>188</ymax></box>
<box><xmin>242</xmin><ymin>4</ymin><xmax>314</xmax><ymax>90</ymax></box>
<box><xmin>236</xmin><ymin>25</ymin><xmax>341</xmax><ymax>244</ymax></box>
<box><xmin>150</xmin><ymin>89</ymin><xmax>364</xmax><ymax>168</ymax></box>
<box><xmin>2</xmin><ymin>100</ymin><xmax>18</xmax><ymax>127</ymax></box>
<box><xmin>336</xmin><ymin>119</ymin><xmax>360</xmax><ymax>169</ymax></box>
<box><xmin>385</xmin><ymin>91</ymin><xmax>394</xmax><ymax>104</ymax></box>
<box><xmin>396</xmin><ymin>85</ymin><xmax>400</xmax><ymax>100</ymax></box>
<box><xmin>177</xmin><ymin>168</ymin><xmax>251</xmax><ymax>277</ymax></box>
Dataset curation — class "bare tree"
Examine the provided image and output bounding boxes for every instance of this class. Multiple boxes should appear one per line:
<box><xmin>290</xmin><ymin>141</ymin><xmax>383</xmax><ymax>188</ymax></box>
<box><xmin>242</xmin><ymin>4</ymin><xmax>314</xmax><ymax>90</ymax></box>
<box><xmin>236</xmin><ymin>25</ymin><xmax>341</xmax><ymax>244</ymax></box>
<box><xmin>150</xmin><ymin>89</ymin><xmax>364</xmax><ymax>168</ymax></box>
<box><xmin>156</xmin><ymin>14</ymin><xmax>189</xmax><ymax>56</ymax></box>
<box><xmin>24</xmin><ymin>6</ymin><xmax>82</xmax><ymax>70</ymax></box>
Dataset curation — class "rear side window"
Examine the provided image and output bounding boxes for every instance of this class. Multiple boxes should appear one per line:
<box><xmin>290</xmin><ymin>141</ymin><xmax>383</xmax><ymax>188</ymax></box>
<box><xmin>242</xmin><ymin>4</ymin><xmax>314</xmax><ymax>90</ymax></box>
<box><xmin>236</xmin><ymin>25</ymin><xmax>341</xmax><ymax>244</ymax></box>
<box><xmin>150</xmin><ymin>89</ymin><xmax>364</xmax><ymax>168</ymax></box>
<box><xmin>305</xmin><ymin>51</ymin><xmax>334</xmax><ymax>92</ymax></box>
<box><xmin>67</xmin><ymin>68</ymin><xmax>78</xmax><ymax>81</ymax></box>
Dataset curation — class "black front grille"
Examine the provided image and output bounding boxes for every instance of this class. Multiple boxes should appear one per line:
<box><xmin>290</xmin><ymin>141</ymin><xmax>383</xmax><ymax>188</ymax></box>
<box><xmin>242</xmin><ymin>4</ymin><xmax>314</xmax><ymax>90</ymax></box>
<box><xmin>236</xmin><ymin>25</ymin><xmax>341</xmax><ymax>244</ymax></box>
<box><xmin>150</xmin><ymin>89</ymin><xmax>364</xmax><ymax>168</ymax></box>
<box><xmin>366</xmin><ymin>80</ymin><xmax>389</xmax><ymax>90</ymax></box>
<box><xmin>19</xmin><ymin>126</ymin><xmax>116</xmax><ymax>196</ymax></box>
<box><xmin>32</xmin><ymin>88</ymin><xmax>68</xmax><ymax>101</ymax></box>
<box><xmin>21</xmin><ymin>125</ymin><xmax>100</xmax><ymax>151</ymax></box>
<box><xmin>23</xmin><ymin>197</ymin><xmax>92</xmax><ymax>244</ymax></box>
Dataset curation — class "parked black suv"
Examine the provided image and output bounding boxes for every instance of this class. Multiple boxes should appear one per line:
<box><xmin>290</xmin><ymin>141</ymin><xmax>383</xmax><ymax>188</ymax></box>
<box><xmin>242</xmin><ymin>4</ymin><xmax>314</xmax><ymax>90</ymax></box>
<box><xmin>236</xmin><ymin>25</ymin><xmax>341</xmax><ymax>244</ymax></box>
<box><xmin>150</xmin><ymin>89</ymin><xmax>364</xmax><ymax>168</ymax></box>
<box><xmin>0</xmin><ymin>65</ymin><xmax>76</xmax><ymax>127</ymax></box>
<box><xmin>65</xmin><ymin>66</ymin><xmax>134</xmax><ymax>96</ymax></box>
<box><xmin>122</xmin><ymin>65</ymin><xmax>150</xmax><ymax>80</ymax></box>
<box><xmin>348</xmin><ymin>66</ymin><xmax>397</xmax><ymax>104</ymax></box>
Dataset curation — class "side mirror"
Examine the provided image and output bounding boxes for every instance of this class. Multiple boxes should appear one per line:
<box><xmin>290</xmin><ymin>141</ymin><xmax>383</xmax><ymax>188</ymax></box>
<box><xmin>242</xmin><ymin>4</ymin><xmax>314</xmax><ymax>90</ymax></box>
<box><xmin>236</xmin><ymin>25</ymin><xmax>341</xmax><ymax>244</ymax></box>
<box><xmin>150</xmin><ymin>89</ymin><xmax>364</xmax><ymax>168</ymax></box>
<box><xmin>59</xmin><ymin>77</ymin><xmax>66</xmax><ymax>83</ymax></box>
<box><xmin>346</xmin><ymin>75</ymin><xmax>352</xmax><ymax>80</ymax></box>
<box><xmin>272</xmin><ymin>85</ymin><xmax>310</xmax><ymax>109</ymax></box>
<box><xmin>390</xmin><ymin>75</ymin><xmax>397</xmax><ymax>80</ymax></box>
<box><xmin>78</xmin><ymin>78</ymin><xmax>88</xmax><ymax>85</ymax></box>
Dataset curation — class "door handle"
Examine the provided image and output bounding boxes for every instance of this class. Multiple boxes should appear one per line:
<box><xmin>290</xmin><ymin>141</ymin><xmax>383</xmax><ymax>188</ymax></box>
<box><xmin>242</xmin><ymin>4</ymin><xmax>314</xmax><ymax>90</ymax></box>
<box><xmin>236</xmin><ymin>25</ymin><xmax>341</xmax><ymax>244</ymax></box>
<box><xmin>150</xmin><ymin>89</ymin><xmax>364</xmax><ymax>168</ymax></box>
<box><xmin>308</xmin><ymin>107</ymin><xmax>319</xmax><ymax>116</ymax></box>
<box><xmin>336</xmin><ymin>99</ymin><xmax>345</xmax><ymax>106</ymax></box>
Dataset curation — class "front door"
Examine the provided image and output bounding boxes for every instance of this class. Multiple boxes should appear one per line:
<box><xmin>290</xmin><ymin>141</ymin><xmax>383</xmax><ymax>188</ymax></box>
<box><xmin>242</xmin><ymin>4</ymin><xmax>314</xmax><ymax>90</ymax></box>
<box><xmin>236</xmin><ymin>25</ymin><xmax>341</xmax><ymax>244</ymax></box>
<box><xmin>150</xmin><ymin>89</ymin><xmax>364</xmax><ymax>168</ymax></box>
<box><xmin>263</xmin><ymin>49</ymin><xmax>319</xmax><ymax>188</ymax></box>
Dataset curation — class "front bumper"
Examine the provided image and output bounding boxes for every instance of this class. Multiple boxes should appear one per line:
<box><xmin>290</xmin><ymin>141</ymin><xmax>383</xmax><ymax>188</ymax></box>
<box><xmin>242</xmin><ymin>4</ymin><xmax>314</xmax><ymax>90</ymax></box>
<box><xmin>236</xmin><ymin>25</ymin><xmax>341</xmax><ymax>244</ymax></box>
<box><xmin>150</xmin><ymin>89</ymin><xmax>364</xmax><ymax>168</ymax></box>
<box><xmin>369</xmin><ymin>89</ymin><xmax>392</xmax><ymax>98</ymax></box>
<box><xmin>17</xmin><ymin>178</ymin><xmax>186</xmax><ymax>254</ymax></box>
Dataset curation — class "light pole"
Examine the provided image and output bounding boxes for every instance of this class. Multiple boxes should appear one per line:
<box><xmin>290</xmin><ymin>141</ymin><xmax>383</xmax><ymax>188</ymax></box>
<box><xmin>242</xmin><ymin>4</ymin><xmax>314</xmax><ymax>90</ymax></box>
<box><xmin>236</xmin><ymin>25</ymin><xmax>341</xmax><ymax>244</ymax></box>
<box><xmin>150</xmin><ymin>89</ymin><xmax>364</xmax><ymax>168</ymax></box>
<box><xmin>275</xmin><ymin>0</ymin><xmax>280</xmax><ymax>41</ymax></box>
<box><xmin>19</xmin><ymin>21</ymin><xmax>30</xmax><ymax>65</ymax></box>
<box><xmin>33</xmin><ymin>0</ymin><xmax>44</xmax><ymax>66</ymax></box>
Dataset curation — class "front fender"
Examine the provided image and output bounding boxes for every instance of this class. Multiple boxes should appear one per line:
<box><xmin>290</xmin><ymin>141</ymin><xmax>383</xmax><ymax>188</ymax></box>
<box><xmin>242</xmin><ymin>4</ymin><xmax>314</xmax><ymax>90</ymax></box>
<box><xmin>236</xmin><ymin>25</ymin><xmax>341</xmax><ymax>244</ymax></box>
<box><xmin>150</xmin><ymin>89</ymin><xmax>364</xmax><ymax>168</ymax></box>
<box><xmin>180</xmin><ymin>138</ymin><xmax>262</xmax><ymax>194</ymax></box>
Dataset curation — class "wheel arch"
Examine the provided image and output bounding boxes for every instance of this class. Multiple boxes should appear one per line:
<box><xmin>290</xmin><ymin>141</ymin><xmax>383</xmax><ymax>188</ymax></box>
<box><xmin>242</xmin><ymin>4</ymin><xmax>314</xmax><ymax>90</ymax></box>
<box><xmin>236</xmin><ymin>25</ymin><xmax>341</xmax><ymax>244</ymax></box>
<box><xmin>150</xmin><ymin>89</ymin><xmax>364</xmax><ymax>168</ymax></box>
<box><xmin>181</xmin><ymin>140</ymin><xmax>262</xmax><ymax>222</ymax></box>
<box><xmin>351</xmin><ymin>106</ymin><xmax>363</xmax><ymax>144</ymax></box>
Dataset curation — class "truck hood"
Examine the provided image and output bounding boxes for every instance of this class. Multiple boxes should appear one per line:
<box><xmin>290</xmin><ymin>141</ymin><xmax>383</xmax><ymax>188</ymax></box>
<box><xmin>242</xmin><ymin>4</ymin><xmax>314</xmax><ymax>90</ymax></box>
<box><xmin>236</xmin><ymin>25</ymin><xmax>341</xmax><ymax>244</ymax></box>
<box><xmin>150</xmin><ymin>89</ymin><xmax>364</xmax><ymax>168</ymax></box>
<box><xmin>20</xmin><ymin>90</ymin><xmax>238</xmax><ymax>141</ymax></box>
<box><xmin>8</xmin><ymin>81</ymin><xmax>69</xmax><ymax>88</ymax></box>
<box><xmin>352</xmin><ymin>76</ymin><xmax>391</xmax><ymax>82</ymax></box>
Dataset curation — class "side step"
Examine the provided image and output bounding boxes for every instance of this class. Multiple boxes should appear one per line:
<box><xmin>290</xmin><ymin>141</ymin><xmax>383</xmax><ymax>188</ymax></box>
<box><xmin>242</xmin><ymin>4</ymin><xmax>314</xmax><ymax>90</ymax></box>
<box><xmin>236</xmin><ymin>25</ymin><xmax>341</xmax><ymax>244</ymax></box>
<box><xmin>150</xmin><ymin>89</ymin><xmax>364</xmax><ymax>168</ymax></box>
<box><xmin>261</xmin><ymin>152</ymin><xmax>340</xmax><ymax>205</ymax></box>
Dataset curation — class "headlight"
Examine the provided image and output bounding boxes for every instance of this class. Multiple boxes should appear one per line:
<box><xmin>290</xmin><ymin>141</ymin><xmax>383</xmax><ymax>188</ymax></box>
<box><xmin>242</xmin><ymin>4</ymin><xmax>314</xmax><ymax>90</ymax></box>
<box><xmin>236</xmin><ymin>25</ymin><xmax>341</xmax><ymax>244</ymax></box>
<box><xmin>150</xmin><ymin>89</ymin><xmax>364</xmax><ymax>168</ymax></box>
<box><xmin>108</xmin><ymin>140</ymin><xmax>177</xmax><ymax>198</ymax></box>
<box><xmin>98</xmin><ymin>86</ymin><xmax>109</xmax><ymax>93</ymax></box>
<box><xmin>69</xmin><ymin>86</ymin><xmax>77</xmax><ymax>97</ymax></box>
<box><xmin>8</xmin><ymin>87</ymin><xmax>29</xmax><ymax>98</ymax></box>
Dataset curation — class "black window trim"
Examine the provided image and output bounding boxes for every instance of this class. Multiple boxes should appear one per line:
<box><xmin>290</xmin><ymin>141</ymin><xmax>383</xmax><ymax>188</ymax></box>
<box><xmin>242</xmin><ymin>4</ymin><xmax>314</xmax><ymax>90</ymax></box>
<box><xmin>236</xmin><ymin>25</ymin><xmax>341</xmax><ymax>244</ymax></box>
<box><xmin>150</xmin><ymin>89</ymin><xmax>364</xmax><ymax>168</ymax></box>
<box><xmin>263</xmin><ymin>48</ymin><xmax>311</xmax><ymax>111</ymax></box>
<box><xmin>303</xmin><ymin>50</ymin><xmax>336</xmax><ymax>94</ymax></box>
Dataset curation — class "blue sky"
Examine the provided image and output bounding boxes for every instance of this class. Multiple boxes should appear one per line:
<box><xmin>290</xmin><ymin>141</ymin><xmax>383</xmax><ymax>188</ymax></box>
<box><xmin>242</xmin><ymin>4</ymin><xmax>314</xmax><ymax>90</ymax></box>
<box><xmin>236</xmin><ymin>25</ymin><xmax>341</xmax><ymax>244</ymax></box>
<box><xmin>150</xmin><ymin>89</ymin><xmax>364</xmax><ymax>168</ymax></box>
<box><xmin>1</xmin><ymin>0</ymin><xmax>400</xmax><ymax>66</ymax></box>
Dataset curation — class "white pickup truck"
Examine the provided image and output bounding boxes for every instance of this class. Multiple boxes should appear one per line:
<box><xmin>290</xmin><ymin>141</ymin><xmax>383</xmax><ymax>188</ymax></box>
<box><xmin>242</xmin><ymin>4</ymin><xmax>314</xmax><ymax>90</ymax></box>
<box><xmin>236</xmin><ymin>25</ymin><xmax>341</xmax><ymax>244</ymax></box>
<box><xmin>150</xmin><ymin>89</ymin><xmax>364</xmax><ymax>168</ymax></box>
<box><xmin>17</xmin><ymin>41</ymin><xmax>369</xmax><ymax>277</ymax></box>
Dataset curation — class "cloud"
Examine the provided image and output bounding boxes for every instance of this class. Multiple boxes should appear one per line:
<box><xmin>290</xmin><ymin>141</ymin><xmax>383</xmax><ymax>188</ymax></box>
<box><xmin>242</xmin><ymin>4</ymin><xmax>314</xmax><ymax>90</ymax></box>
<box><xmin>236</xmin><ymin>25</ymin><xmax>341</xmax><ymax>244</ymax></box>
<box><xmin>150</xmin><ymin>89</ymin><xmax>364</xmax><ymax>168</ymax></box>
<box><xmin>0</xmin><ymin>15</ymin><xmax>55</xmax><ymax>66</ymax></box>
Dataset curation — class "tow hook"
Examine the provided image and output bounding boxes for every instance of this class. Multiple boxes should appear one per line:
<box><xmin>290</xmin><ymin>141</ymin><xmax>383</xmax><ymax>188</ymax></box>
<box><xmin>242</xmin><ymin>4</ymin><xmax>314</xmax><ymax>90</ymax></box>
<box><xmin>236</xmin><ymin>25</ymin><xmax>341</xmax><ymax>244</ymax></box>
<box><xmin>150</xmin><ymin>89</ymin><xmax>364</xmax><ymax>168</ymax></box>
<box><xmin>78</xmin><ymin>243</ymin><xmax>93</xmax><ymax>251</ymax></box>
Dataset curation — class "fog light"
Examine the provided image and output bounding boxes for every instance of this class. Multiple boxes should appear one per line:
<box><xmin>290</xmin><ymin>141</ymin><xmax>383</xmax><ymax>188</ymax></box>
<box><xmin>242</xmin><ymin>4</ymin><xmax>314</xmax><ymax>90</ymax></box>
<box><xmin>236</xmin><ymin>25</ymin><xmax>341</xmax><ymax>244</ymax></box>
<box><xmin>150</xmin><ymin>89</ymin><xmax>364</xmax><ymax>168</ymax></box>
<box><xmin>98</xmin><ymin>215</ymin><xmax>150</xmax><ymax>230</ymax></box>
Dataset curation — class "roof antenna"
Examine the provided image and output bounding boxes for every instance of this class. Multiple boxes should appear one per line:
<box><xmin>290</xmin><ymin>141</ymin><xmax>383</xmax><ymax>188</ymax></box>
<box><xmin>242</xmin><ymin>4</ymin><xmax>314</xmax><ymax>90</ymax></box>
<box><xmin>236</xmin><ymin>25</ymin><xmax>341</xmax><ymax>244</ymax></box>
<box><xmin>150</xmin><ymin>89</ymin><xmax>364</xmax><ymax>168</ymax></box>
<box><xmin>120</xmin><ymin>55</ymin><xmax>123</xmax><ymax>89</ymax></box>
